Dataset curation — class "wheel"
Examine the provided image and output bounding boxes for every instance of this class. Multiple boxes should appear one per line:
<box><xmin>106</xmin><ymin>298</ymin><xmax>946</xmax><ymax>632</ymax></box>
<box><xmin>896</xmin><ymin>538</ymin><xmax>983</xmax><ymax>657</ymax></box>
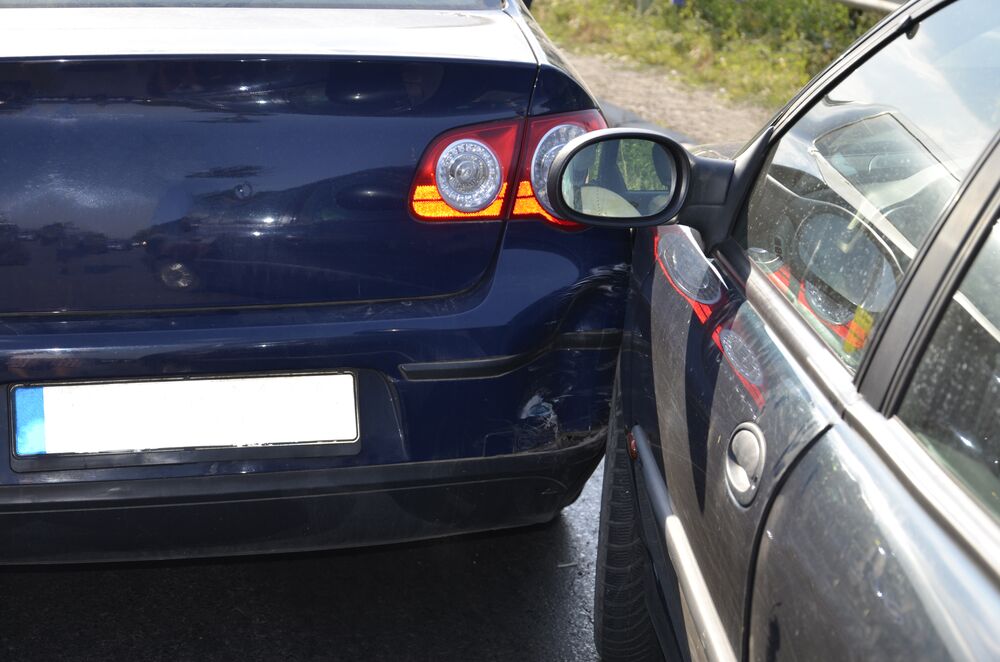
<box><xmin>594</xmin><ymin>377</ymin><xmax>664</xmax><ymax>662</ymax></box>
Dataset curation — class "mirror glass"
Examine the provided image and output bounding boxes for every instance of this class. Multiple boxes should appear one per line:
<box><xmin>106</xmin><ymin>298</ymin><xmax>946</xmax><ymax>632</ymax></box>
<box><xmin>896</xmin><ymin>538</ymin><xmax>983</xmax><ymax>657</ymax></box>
<box><xmin>559</xmin><ymin>138</ymin><xmax>677</xmax><ymax>220</ymax></box>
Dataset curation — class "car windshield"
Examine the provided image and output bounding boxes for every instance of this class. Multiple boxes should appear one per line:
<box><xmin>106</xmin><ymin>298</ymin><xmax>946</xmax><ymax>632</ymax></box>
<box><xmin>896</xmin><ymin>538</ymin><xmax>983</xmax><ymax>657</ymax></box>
<box><xmin>0</xmin><ymin>0</ymin><xmax>501</xmax><ymax>8</ymax></box>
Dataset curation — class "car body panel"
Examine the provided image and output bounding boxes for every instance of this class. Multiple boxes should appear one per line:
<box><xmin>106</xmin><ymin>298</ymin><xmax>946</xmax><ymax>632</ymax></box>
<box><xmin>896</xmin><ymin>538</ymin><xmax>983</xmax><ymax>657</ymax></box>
<box><xmin>0</xmin><ymin>57</ymin><xmax>533</xmax><ymax>313</ymax></box>
<box><xmin>506</xmin><ymin>2</ymin><xmax>599</xmax><ymax>116</ymax></box>
<box><xmin>0</xmin><ymin>220</ymin><xmax>629</xmax><ymax>482</ymax></box>
<box><xmin>0</xmin><ymin>218</ymin><xmax>626</xmax><ymax>561</ymax></box>
<box><xmin>613</xmin><ymin>0</ymin><xmax>1000</xmax><ymax>659</ymax></box>
<box><xmin>630</xmin><ymin>223</ymin><xmax>839</xmax><ymax>657</ymax></box>
<box><xmin>751</xmin><ymin>423</ymin><xmax>1000</xmax><ymax>661</ymax></box>
<box><xmin>0</xmin><ymin>428</ymin><xmax>606</xmax><ymax>564</ymax></box>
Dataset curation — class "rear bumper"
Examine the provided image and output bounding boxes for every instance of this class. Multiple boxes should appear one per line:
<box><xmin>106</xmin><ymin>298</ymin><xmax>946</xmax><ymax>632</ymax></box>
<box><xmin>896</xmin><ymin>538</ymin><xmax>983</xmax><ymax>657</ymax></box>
<box><xmin>0</xmin><ymin>222</ymin><xmax>626</xmax><ymax>562</ymax></box>
<box><xmin>0</xmin><ymin>431</ymin><xmax>604</xmax><ymax>564</ymax></box>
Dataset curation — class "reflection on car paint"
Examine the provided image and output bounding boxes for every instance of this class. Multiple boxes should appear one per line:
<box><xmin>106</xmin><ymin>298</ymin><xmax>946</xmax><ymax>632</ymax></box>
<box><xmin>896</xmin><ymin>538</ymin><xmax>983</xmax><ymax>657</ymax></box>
<box><xmin>655</xmin><ymin>226</ymin><xmax>763</xmax><ymax>409</ymax></box>
<box><xmin>745</xmin><ymin>98</ymin><xmax>993</xmax><ymax>369</ymax></box>
<box><xmin>0</xmin><ymin>58</ymin><xmax>536</xmax><ymax>314</ymax></box>
<box><xmin>752</xmin><ymin>423</ymin><xmax>1000</xmax><ymax>661</ymax></box>
<box><xmin>647</xmin><ymin>223</ymin><xmax>839</xmax><ymax>650</ymax></box>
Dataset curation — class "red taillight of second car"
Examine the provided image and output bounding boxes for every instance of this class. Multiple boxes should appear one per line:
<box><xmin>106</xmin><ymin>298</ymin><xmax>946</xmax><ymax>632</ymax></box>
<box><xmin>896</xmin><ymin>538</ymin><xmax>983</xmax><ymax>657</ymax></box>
<box><xmin>410</xmin><ymin>109</ymin><xmax>606</xmax><ymax>228</ymax></box>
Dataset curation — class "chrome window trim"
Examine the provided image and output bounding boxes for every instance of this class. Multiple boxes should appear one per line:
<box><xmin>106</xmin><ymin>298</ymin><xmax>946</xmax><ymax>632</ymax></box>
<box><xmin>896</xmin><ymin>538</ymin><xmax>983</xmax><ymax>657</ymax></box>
<box><xmin>846</xmin><ymin>406</ymin><xmax>1000</xmax><ymax>579</ymax></box>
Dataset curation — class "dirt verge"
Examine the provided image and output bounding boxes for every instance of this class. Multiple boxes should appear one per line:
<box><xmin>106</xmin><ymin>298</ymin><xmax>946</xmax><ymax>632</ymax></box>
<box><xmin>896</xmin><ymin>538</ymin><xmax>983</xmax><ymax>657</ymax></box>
<box><xmin>564</xmin><ymin>52</ymin><xmax>775</xmax><ymax>145</ymax></box>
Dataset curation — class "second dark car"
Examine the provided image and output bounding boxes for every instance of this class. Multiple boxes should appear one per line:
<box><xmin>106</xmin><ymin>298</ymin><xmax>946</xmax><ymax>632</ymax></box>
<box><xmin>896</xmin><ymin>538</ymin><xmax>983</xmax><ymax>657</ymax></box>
<box><xmin>542</xmin><ymin>0</ymin><xmax>1000</xmax><ymax>659</ymax></box>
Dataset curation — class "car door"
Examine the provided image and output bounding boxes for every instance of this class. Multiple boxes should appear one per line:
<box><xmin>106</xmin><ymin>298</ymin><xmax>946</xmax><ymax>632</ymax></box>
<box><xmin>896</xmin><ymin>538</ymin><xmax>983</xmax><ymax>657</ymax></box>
<box><xmin>621</xmin><ymin>0</ymin><xmax>1000</xmax><ymax>658</ymax></box>
<box><xmin>749</xmin><ymin>157</ymin><xmax>1000</xmax><ymax>660</ymax></box>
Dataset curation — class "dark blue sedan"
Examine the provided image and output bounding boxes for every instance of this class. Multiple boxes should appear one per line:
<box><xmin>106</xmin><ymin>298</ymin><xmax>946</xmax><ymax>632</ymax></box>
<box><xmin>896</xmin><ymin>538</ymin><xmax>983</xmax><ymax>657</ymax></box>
<box><xmin>0</xmin><ymin>0</ymin><xmax>626</xmax><ymax>562</ymax></box>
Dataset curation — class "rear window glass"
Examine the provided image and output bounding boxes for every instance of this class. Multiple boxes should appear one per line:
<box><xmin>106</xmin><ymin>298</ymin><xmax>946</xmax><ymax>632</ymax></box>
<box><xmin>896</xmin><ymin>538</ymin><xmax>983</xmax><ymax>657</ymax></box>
<box><xmin>0</xmin><ymin>1</ymin><xmax>501</xmax><ymax>8</ymax></box>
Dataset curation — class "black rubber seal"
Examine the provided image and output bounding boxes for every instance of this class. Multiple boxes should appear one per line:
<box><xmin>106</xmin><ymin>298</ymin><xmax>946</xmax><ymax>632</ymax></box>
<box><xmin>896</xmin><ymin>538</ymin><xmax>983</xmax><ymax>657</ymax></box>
<box><xmin>398</xmin><ymin>329</ymin><xmax>622</xmax><ymax>381</ymax></box>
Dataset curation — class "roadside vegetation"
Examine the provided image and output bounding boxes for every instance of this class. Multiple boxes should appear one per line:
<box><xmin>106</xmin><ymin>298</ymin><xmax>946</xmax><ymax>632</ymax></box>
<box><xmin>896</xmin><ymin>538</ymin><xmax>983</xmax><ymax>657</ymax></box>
<box><xmin>533</xmin><ymin>0</ymin><xmax>882</xmax><ymax>110</ymax></box>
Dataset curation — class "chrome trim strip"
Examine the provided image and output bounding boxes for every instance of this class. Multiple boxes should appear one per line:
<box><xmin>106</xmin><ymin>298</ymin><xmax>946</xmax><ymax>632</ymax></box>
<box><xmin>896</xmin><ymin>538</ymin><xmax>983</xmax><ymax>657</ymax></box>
<box><xmin>632</xmin><ymin>425</ymin><xmax>738</xmax><ymax>662</ymax></box>
<box><xmin>845</xmin><ymin>405</ymin><xmax>1000</xmax><ymax>579</ymax></box>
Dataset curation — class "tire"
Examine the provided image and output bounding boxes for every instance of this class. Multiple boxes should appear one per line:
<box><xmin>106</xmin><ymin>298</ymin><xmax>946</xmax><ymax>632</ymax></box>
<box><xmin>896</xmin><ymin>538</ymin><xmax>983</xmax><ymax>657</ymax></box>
<box><xmin>594</xmin><ymin>379</ymin><xmax>665</xmax><ymax>662</ymax></box>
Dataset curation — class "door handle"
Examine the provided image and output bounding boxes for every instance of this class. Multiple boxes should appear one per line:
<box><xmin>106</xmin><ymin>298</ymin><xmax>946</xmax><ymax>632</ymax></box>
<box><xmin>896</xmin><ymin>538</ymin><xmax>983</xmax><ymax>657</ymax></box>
<box><xmin>725</xmin><ymin>423</ymin><xmax>765</xmax><ymax>506</ymax></box>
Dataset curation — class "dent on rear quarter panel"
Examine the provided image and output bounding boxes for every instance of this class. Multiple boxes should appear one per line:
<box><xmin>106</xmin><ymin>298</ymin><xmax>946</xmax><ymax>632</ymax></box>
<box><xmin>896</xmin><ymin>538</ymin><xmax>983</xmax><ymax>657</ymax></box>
<box><xmin>0</xmin><ymin>221</ymin><xmax>631</xmax><ymax>483</ymax></box>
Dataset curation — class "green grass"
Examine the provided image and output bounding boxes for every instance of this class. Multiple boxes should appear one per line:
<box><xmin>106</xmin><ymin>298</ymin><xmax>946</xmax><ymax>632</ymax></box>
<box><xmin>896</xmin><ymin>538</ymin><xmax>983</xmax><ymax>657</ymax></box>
<box><xmin>533</xmin><ymin>0</ymin><xmax>882</xmax><ymax>110</ymax></box>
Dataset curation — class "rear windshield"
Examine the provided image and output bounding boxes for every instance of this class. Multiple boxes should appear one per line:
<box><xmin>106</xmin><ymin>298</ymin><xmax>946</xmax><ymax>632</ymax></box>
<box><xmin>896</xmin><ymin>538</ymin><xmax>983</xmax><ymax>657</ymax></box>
<box><xmin>0</xmin><ymin>0</ymin><xmax>502</xmax><ymax>8</ymax></box>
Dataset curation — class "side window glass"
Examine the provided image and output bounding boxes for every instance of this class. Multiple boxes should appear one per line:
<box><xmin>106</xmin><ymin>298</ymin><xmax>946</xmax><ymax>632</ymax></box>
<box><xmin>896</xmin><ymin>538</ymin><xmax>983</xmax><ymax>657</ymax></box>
<box><xmin>741</xmin><ymin>0</ymin><xmax>1000</xmax><ymax>370</ymax></box>
<box><xmin>898</xmin><ymin>221</ymin><xmax>1000</xmax><ymax>517</ymax></box>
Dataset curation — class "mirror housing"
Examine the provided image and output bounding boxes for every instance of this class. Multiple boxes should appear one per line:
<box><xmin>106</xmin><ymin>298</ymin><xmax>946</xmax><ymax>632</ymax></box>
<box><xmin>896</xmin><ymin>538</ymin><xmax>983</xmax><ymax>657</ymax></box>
<box><xmin>546</xmin><ymin>128</ymin><xmax>735</xmax><ymax>230</ymax></box>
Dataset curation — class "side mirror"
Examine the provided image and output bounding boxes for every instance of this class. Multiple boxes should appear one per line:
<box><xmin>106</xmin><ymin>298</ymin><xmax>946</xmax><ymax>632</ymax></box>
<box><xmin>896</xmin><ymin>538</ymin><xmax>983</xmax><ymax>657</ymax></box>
<box><xmin>547</xmin><ymin>128</ymin><xmax>691</xmax><ymax>229</ymax></box>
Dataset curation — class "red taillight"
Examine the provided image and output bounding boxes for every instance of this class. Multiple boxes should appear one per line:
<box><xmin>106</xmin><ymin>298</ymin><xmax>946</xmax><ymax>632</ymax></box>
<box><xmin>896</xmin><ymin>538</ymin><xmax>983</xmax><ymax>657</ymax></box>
<box><xmin>410</xmin><ymin>119</ymin><xmax>521</xmax><ymax>222</ymax></box>
<box><xmin>409</xmin><ymin>109</ymin><xmax>606</xmax><ymax>228</ymax></box>
<box><xmin>512</xmin><ymin>109</ymin><xmax>606</xmax><ymax>229</ymax></box>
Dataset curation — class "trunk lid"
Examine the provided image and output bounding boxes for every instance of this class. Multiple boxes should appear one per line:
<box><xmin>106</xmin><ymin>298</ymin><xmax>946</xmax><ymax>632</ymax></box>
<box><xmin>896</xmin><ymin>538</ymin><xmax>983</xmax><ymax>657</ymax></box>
<box><xmin>0</xmin><ymin>10</ymin><xmax>536</xmax><ymax>314</ymax></box>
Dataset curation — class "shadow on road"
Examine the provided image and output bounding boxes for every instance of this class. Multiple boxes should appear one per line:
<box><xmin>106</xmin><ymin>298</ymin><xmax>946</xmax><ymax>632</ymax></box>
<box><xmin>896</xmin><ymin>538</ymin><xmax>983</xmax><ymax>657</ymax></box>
<box><xmin>0</xmin><ymin>462</ymin><xmax>603</xmax><ymax>662</ymax></box>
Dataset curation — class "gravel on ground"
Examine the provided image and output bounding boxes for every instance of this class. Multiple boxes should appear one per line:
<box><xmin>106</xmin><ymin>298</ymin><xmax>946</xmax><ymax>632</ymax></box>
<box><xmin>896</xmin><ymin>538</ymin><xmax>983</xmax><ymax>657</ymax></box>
<box><xmin>564</xmin><ymin>52</ymin><xmax>774</xmax><ymax>145</ymax></box>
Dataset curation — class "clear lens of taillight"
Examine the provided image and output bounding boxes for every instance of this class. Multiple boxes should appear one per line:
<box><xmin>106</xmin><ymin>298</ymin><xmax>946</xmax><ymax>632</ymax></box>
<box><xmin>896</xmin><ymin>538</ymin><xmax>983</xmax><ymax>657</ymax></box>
<box><xmin>435</xmin><ymin>139</ymin><xmax>503</xmax><ymax>212</ymax></box>
<box><xmin>512</xmin><ymin>109</ymin><xmax>607</xmax><ymax>229</ymax></box>
<box><xmin>410</xmin><ymin>119</ymin><xmax>520</xmax><ymax>222</ymax></box>
<box><xmin>409</xmin><ymin>110</ymin><xmax>605</xmax><ymax>227</ymax></box>
<box><xmin>530</xmin><ymin>123</ymin><xmax>587</xmax><ymax>215</ymax></box>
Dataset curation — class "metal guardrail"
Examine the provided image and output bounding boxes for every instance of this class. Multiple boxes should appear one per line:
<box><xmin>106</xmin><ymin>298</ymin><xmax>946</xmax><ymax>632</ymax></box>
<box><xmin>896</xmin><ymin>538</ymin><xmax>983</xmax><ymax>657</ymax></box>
<box><xmin>834</xmin><ymin>0</ymin><xmax>905</xmax><ymax>12</ymax></box>
<box><xmin>652</xmin><ymin>0</ymin><xmax>906</xmax><ymax>14</ymax></box>
<box><xmin>656</xmin><ymin>0</ymin><xmax>906</xmax><ymax>14</ymax></box>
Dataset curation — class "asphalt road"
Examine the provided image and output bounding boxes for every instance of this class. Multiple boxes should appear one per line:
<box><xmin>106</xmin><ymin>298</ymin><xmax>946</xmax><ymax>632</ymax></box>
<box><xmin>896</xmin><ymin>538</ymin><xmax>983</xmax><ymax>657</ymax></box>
<box><xmin>0</xmin><ymin>461</ymin><xmax>605</xmax><ymax>662</ymax></box>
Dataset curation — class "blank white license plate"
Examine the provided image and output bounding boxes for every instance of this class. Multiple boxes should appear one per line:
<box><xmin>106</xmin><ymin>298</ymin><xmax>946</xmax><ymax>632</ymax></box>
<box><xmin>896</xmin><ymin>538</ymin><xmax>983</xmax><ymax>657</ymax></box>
<box><xmin>12</xmin><ymin>373</ymin><xmax>358</xmax><ymax>456</ymax></box>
